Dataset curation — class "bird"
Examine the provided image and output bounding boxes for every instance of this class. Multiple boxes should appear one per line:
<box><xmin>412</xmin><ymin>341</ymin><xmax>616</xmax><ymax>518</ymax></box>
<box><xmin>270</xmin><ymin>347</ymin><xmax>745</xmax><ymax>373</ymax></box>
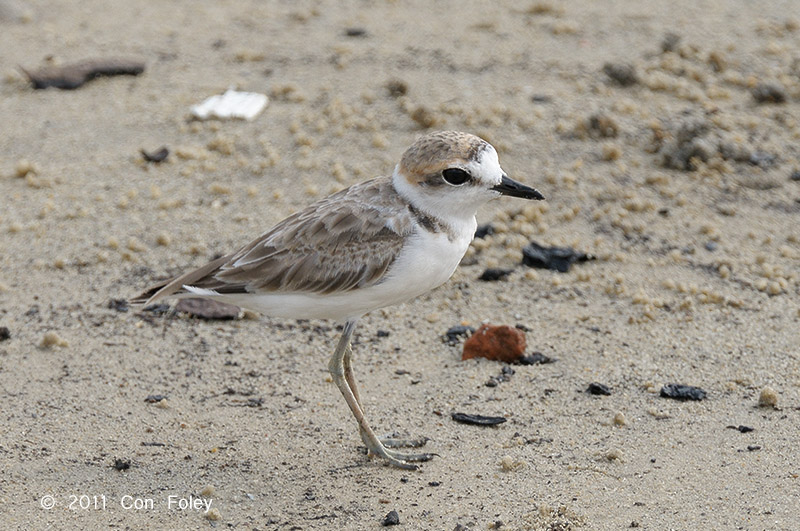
<box><xmin>131</xmin><ymin>130</ymin><xmax>544</xmax><ymax>469</ymax></box>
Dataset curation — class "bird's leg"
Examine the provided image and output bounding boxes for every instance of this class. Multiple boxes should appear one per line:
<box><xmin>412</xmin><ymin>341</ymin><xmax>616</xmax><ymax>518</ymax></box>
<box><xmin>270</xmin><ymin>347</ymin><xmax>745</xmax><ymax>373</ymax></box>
<box><xmin>329</xmin><ymin>320</ymin><xmax>433</xmax><ymax>469</ymax></box>
<box><xmin>342</xmin><ymin>341</ymin><xmax>430</xmax><ymax>452</ymax></box>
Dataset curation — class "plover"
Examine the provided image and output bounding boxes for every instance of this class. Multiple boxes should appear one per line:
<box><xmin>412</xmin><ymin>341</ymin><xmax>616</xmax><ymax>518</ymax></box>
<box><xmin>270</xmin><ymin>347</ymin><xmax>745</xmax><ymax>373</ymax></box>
<box><xmin>131</xmin><ymin>131</ymin><xmax>544</xmax><ymax>469</ymax></box>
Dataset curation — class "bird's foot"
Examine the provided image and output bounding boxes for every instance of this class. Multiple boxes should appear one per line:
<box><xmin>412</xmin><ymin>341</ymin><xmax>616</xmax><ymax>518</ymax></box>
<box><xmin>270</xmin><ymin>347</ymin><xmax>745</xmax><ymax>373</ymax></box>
<box><xmin>360</xmin><ymin>430</ymin><xmax>436</xmax><ymax>469</ymax></box>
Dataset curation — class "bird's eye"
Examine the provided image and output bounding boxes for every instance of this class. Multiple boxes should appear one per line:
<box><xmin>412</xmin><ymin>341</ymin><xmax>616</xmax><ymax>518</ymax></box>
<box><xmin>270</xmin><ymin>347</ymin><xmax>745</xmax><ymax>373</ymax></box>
<box><xmin>442</xmin><ymin>168</ymin><xmax>470</xmax><ymax>186</ymax></box>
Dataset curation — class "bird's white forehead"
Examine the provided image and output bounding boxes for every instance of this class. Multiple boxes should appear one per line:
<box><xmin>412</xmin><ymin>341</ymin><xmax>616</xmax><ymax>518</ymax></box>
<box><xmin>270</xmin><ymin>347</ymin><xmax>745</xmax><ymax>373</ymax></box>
<box><xmin>464</xmin><ymin>144</ymin><xmax>503</xmax><ymax>185</ymax></box>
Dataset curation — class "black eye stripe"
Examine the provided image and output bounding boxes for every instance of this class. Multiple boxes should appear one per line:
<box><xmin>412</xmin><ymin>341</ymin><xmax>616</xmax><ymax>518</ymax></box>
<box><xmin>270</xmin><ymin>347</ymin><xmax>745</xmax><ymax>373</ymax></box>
<box><xmin>442</xmin><ymin>168</ymin><xmax>470</xmax><ymax>186</ymax></box>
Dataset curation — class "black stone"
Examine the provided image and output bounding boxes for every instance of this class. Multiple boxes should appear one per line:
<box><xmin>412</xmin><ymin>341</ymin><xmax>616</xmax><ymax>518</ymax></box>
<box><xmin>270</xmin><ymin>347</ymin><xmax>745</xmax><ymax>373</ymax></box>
<box><xmin>474</xmin><ymin>223</ymin><xmax>495</xmax><ymax>239</ymax></box>
<box><xmin>113</xmin><ymin>458</ymin><xmax>131</xmax><ymax>471</ymax></box>
<box><xmin>144</xmin><ymin>394</ymin><xmax>168</xmax><ymax>403</ymax></box>
<box><xmin>587</xmin><ymin>382</ymin><xmax>612</xmax><ymax>395</ymax></box>
<box><xmin>140</xmin><ymin>146</ymin><xmax>169</xmax><ymax>163</ymax></box>
<box><xmin>603</xmin><ymin>62</ymin><xmax>638</xmax><ymax>86</ymax></box>
<box><xmin>451</xmin><ymin>412</ymin><xmax>507</xmax><ymax>426</ymax></box>
<box><xmin>522</xmin><ymin>241</ymin><xmax>593</xmax><ymax>273</ymax></box>
<box><xmin>478</xmin><ymin>268</ymin><xmax>513</xmax><ymax>281</ymax></box>
<box><xmin>660</xmin><ymin>384</ymin><xmax>706</xmax><ymax>401</ymax></box>
<box><xmin>518</xmin><ymin>352</ymin><xmax>555</xmax><ymax>365</ymax></box>
<box><xmin>443</xmin><ymin>325</ymin><xmax>475</xmax><ymax>345</ymax></box>
<box><xmin>0</xmin><ymin>326</ymin><xmax>9</xmax><ymax>341</ymax></box>
<box><xmin>381</xmin><ymin>510</ymin><xmax>400</xmax><ymax>526</ymax></box>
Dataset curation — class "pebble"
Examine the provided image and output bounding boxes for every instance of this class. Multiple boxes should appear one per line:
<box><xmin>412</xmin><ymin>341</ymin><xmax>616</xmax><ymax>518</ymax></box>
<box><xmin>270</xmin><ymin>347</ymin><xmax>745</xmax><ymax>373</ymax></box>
<box><xmin>442</xmin><ymin>325</ymin><xmax>475</xmax><ymax>345</ymax></box>
<box><xmin>40</xmin><ymin>331</ymin><xmax>68</xmax><ymax>348</ymax></box>
<box><xmin>660</xmin><ymin>384</ymin><xmax>706</xmax><ymax>401</ymax></box>
<box><xmin>451</xmin><ymin>412</ymin><xmax>507</xmax><ymax>426</ymax></box>
<box><xmin>381</xmin><ymin>510</ymin><xmax>400</xmax><ymax>526</ymax></box>
<box><xmin>613</xmin><ymin>412</ymin><xmax>628</xmax><ymax>426</ymax></box>
<box><xmin>603</xmin><ymin>62</ymin><xmax>638</xmax><ymax>86</ymax></box>
<box><xmin>0</xmin><ymin>326</ymin><xmax>10</xmax><ymax>341</ymax></box>
<box><xmin>206</xmin><ymin>508</ymin><xmax>222</xmax><ymax>521</ymax></box>
<box><xmin>757</xmin><ymin>386</ymin><xmax>778</xmax><ymax>408</ymax></box>
<box><xmin>751</xmin><ymin>82</ymin><xmax>787</xmax><ymax>104</ymax></box>
<box><xmin>587</xmin><ymin>382</ymin><xmax>612</xmax><ymax>395</ymax></box>
<box><xmin>200</xmin><ymin>485</ymin><xmax>216</xmax><ymax>497</ymax></box>
<box><xmin>462</xmin><ymin>324</ymin><xmax>526</xmax><ymax>362</ymax></box>
<box><xmin>521</xmin><ymin>241</ymin><xmax>593</xmax><ymax>273</ymax></box>
<box><xmin>478</xmin><ymin>268</ymin><xmax>513</xmax><ymax>281</ymax></box>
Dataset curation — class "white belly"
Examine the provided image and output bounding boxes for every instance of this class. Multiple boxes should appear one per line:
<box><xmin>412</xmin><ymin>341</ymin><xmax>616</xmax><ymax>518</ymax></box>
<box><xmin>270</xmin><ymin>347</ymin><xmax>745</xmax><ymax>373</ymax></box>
<box><xmin>215</xmin><ymin>220</ymin><xmax>475</xmax><ymax>321</ymax></box>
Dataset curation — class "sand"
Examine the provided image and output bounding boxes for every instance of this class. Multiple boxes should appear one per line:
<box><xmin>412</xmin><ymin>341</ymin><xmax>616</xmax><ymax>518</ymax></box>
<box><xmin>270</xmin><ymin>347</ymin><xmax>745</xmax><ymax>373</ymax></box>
<box><xmin>1</xmin><ymin>1</ymin><xmax>799</xmax><ymax>529</ymax></box>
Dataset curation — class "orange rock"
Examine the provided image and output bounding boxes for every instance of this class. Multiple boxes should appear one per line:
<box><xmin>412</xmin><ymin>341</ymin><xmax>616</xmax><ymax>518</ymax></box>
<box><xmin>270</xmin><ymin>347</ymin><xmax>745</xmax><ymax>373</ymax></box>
<box><xmin>462</xmin><ymin>324</ymin><xmax>526</xmax><ymax>362</ymax></box>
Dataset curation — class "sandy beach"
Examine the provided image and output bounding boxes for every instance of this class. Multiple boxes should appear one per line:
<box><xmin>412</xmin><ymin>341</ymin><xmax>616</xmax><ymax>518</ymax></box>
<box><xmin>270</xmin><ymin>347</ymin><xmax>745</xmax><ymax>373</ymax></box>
<box><xmin>1</xmin><ymin>1</ymin><xmax>799</xmax><ymax>529</ymax></box>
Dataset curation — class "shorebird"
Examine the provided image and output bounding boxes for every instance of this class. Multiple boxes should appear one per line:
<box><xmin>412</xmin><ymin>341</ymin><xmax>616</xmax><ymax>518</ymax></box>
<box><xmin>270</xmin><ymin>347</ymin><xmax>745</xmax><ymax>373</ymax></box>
<box><xmin>131</xmin><ymin>131</ymin><xmax>544</xmax><ymax>469</ymax></box>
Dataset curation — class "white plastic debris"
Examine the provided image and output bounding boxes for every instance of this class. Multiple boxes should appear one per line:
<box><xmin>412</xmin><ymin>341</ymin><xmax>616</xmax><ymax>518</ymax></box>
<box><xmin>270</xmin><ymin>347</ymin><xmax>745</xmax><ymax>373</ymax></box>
<box><xmin>191</xmin><ymin>89</ymin><xmax>268</xmax><ymax>121</ymax></box>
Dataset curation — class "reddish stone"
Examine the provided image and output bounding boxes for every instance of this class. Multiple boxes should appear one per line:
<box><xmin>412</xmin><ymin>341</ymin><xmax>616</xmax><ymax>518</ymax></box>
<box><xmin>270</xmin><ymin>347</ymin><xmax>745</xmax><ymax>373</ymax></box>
<box><xmin>461</xmin><ymin>324</ymin><xmax>526</xmax><ymax>362</ymax></box>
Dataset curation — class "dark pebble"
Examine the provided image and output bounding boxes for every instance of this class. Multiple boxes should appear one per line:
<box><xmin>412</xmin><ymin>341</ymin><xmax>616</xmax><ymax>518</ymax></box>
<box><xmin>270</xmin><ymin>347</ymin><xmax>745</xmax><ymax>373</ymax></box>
<box><xmin>0</xmin><ymin>326</ymin><xmax>10</xmax><ymax>341</ymax></box>
<box><xmin>747</xmin><ymin>445</ymin><xmax>761</xmax><ymax>452</ymax></box>
<box><xmin>144</xmin><ymin>394</ymin><xmax>168</xmax><ymax>403</ymax></box>
<box><xmin>661</xmin><ymin>32</ymin><xmax>681</xmax><ymax>53</ymax></box>
<box><xmin>522</xmin><ymin>241</ymin><xmax>594</xmax><ymax>273</ymax></box>
<box><xmin>428</xmin><ymin>481</ymin><xmax>441</xmax><ymax>487</ymax></box>
<box><xmin>113</xmin><ymin>458</ymin><xmax>131</xmax><ymax>471</ymax></box>
<box><xmin>660</xmin><ymin>384</ymin><xmax>706</xmax><ymax>401</ymax></box>
<box><xmin>381</xmin><ymin>510</ymin><xmax>400</xmax><ymax>526</ymax></box>
<box><xmin>176</xmin><ymin>298</ymin><xmax>240</xmax><ymax>320</ymax></box>
<box><xmin>704</xmin><ymin>241</ymin><xmax>718</xmax><ymax>252</ymax></box>
<box><xmin>531</xmin><ymin>94</ymin><xmax>552</xmax><ymax>103</ymax></box>
<box><xmin>602</xmin><ymin>62</ymin><xmax>638</xmax><ymax>86</ymax></box>
<box><xmin>518</xmin><ymin>352</ymin><xmax>555</xmax><ymax>365</ymax></box>
<box><xmin>345</xmin><ymin>27</ymin><xmax>368</xmax><ymax>37</ymax></box>
<box><xmin>108</xmin><ymin>298</ymin><xmax>130</xmax><ymax>312</ymax></box>
<box><xmin>140</xmin><ymin>146</ymin><xmax>169</xmax><ymax>163</ymax></box>
<box><xmin>451</xmin><ymin>412</ymin><xmax>507</xmax><ymax>426</ymax></box>
<box><xmin>474</xmin><ymin>223</ymin><xmax>495</xmax><ymax>239</ymax></box>
<box><xmin>587</xmin><ymin>382</ymin><xmax>612</xmax><ymax>395</ymax></box>
<box><xmin>726</xmin><ymin>425</ymin><xmax>754</xmax><ymax>433</ymax></box>
<box><xmin>385</xmin><ymin>79</ymin><xmax>408</xmax><ymax>97</ymax></box>
<box><xmin>790</xmin><ymin>170</ymin><xmax>800</xmax><ymax>181</ymax></box>
<box><xmin>376</xmin><ymin>329</ymin><xmax>391</xmax><ymax>338</ymax></box>
<box><xmin>751</xmin><ymin>82</ymin><xmax>787</xmax><ymax>104</ymax></box>
<box><xmin>478</xmin><ymin>268</ymin><xmax>513</xmax><ymax>281</ymax></box>
<box><xmin>442</xmin><ymin>325</ymin><xmax>475</xmax><ymax>345</ymax></box>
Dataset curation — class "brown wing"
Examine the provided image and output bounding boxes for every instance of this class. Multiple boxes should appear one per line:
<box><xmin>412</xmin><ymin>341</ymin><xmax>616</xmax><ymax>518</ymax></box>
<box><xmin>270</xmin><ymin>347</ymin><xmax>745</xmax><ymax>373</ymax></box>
<box><xmin>131</xmin><ymin>176</ymin><xmax>414</xmax><ymax>305</ymax></box>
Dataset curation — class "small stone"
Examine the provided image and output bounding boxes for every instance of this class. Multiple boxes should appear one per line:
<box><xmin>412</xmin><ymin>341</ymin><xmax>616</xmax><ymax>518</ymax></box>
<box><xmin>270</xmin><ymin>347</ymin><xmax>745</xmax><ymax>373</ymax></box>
<box><xmin>451</xmin><ymin>412</ymin><xmax>507</xmax><ymax>426</ymax></box>
<box><xmin>587</xmin><ymin>382</ymin><xmax>612</xmax><ymax>395</ymax></box>
<box><xmin>385</xmin><ymin>79</ymin><xmax>408</xmax><ymax>98</ymax></box>
<box><xmin>522</xmin><ymin>241</ymin><xmax>593</xmax><ymax>272</ymax></box>
<box><xmin>518</xmin><ymin>352</ymin><xmax>555</xmax><ymax>365</ymax></box>
<box><xmin>660</xmin><ymin>384</ymin><xmax>706</xmax><ymax>401</ymax></box>
<box><xmin>200</xmin><ymin>485</ymin><xmax>216</xmax><ymax>497</ymax></box>
<box><xmin>603</xmin><ymin>62</ymin><xmax>638</xmax><ymax>86</ymax></box>
<box><xmin>613</xmin><ymin>412</ymin><xmax>628</xmax><ymax>426</ymax></box>
<box><xmin>40</xmin><ymin>331</ymin><xmax>67</xmax><ymax>348</ymax></box>
<box><xmin>206</xmin><ymin>508</ymin><xmax>222</xmax><ymax>521</ymax></box>
<box><xmin>155</xmin><ymin>398</ymin><xmax>169</xmax><ymax>409</ymax></box>
<box><xmin>751</xmin><ymin>82</ymin><xmax>787</xmax><ymax>104</ymax></box>
<box><xmin>381</xmin><ymin>510</ymin><xmax>400</xmax><ymax>526</ymax></box>
<box><xmin>757</xmin><ymin>386</ymin><xmax>778</xmax><ymax>408</ymax></box>
<box><xmin>790</xmin><ymin>170</ymin><xmax>800</xmax><ymax>181</ymax></box>
<box><xmin>144</xmin><ymin>394</ymin><xmax>168</xmax><ymax>403</ymax></box>
<box><xmin>661</xmin><ymin>32</ymin><xmax>681</xmax><ymax>53</ymax></box>
<box><xmin>140</xmin><ymin>147</ymin><xmax>169</xmax><ymax>163</ymax></box>
<box><xmin>478</xmin><ymin>268</ymin><xmax>513</xmax><ymax>281</ymax></box>
<box><xmin>0</xmin><ymin>326</ymin><xmax>10</xmax><ymax>341</ymax></box>
<box><xmin>462</xmin><ymin>324</ymin><xmax>526</xmax><ymax>362</ymax></box>
<box><xmin>113</xmin><ymin>458</ymin><xmax>131</xmax><ymax>471</ymax></box>
<box><xmin>156</xmin><ymin>232</ymin><xmax>171</xmax><ymax>246</ymax></box>
<box><xmin>443</xmin><ymin>325</ymin><xmax>475</xmax><ymax>345</ymax></box>
<box><xmin>344</xmin><ymin>27</ymin><xmax>367</xmax><ymax>37</ymax></box>
<box><xmin>474</xmin><ymin>223</ymin><xmax>495</xmax><ymax>239</ymax></box>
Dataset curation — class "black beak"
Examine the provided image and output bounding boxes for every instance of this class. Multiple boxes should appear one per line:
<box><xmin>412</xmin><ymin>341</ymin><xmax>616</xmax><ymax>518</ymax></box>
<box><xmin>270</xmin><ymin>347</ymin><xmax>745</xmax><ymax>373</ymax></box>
<box><xmin>492</xmin><ymin>175</ymin><xmax>545</xmax><ymax>200</ymax></box>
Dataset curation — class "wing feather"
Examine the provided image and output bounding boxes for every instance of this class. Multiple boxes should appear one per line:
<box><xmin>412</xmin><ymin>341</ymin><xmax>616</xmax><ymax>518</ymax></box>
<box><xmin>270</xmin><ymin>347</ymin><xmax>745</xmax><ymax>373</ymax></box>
<box><xmin>131</xmin><ymin>176</ymin><xmax>415</xmax><ymax>305</ymax></box>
